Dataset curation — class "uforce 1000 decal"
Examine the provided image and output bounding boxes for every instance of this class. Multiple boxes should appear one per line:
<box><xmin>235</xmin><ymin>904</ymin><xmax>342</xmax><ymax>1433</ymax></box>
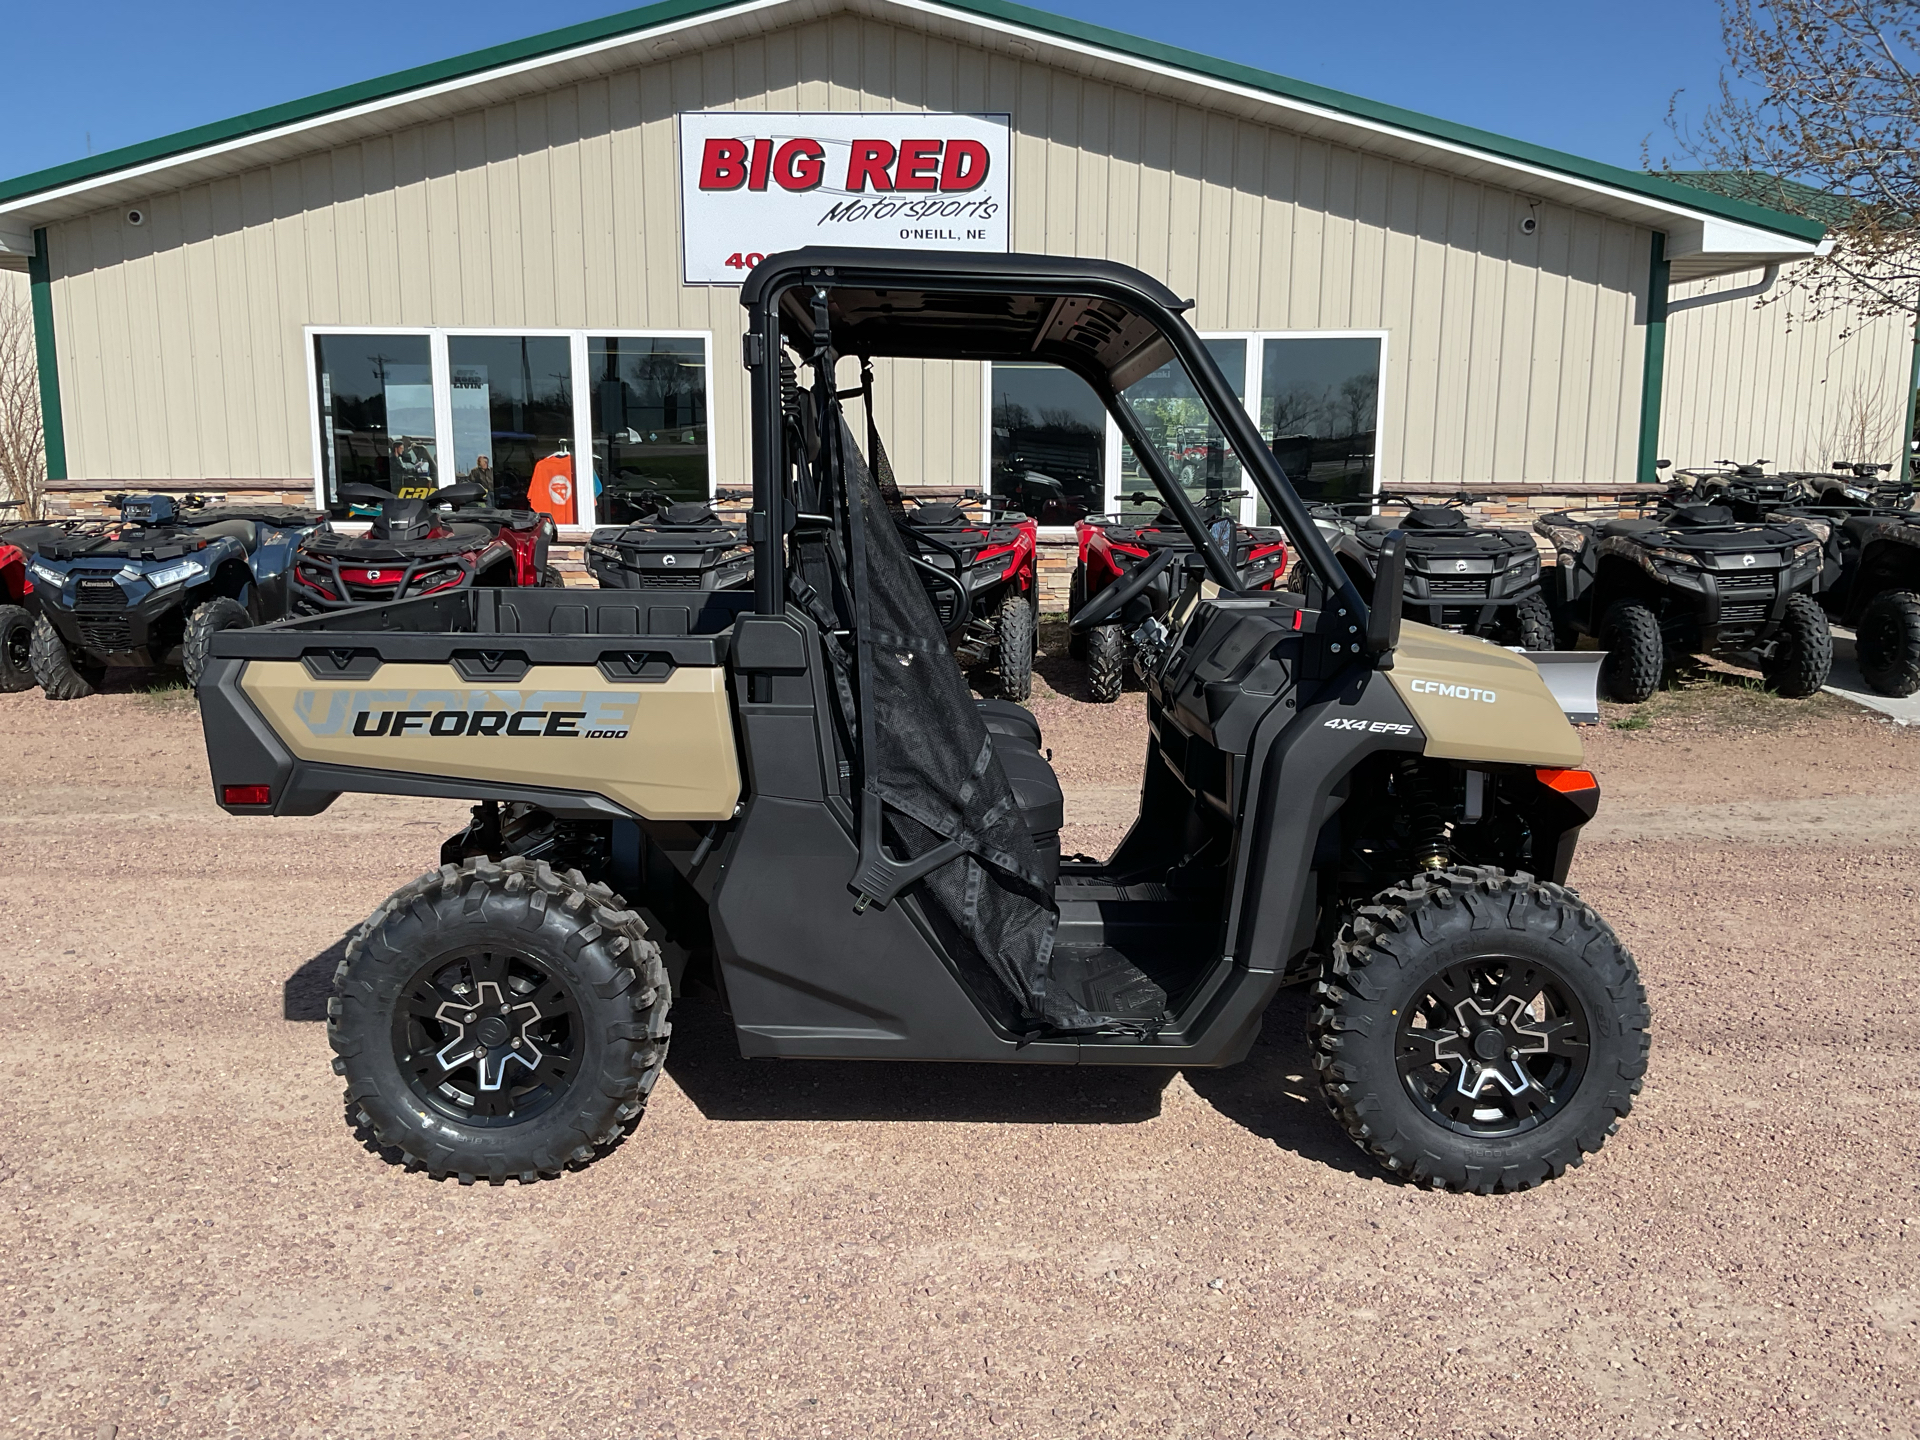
<box><xmin>293</xmin><ymin>688</ymin><xmax>642</xmax><ymax>742</ymax></box>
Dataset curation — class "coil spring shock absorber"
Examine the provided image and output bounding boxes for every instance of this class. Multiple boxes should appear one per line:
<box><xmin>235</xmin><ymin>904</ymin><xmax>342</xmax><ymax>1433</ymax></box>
<box><xmin>1393</xmin><ymin>759</ymin><xmax>1453</xmax><ymax>870</ymax></box>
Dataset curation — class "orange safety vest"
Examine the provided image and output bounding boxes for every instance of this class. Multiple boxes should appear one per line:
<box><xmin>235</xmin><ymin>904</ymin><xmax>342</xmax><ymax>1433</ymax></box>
<box><xmin>529</xmin><ymin>454</ymin><xmax>576</xmax><ymax>525</ymax></box>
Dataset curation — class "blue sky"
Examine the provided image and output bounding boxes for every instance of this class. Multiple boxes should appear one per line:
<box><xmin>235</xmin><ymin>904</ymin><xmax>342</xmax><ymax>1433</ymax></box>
<box><xmin>3</xmin><ymin>0</ymin><xmax>1726</xmax><ymax>183</ymax></box>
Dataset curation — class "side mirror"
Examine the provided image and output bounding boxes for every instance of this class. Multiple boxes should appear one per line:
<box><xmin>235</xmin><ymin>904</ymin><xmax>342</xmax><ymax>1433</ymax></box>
<box><xmin>1367</xmin><ymin>531</ymin><xmax>1406</xmax><ymax>669</ymax></box>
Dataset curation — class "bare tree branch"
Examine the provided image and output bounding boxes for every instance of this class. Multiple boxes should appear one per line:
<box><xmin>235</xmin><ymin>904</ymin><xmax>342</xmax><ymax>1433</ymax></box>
<box><xmin>0</xmin><ymin>279</ymin><xmax>47</xmax><ymax>520</ymax></box>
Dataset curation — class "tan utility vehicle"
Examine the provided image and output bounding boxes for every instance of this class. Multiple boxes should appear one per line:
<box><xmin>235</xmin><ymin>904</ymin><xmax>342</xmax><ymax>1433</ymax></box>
<box><xmin>199</xmin><ymin>250</ymin><xmax>1649</xmax><ymax>1193</ymax></box>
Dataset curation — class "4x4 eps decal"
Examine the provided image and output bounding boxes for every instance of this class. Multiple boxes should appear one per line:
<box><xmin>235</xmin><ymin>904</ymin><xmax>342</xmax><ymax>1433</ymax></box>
<box><xmin>293</xmin><ymin>687</ymin><xmax>641</xmax><ymax>741</ymax></box>
<box><xmin>1322</xmin><ymin>718</ymin><xmax>1416</xmax><ymax>735</ymax></box>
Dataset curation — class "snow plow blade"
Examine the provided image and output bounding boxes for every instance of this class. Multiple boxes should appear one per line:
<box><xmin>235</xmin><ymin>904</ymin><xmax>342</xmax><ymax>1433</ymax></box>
<box><xmin>1522</xmin><ymin>650</ymin><xmax>1605</xmax><ymax>725</ymax></box>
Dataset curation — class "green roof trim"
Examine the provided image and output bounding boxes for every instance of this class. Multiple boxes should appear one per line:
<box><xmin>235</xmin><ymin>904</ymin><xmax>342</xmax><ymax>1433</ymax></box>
<box><xmin>1664</xmin><ymin>170</ymin><xmax>1861</xmax><ymax>228</ymax></box>
<box><xmin>0</xmin><ymin>0</ymin><xmax>1827</xmax><ymax>244</ymax></box>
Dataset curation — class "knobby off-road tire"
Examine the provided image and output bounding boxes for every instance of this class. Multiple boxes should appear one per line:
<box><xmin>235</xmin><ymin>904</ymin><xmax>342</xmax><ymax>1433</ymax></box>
<box><xmin>28</xmin><ymin>612</ymin><xmax>99</xmax><ymax>700</ymax></box>
<box><xmin>541</xmin><ymin>564</ymin><xmax>566</xmax><ymax>589</ymax></box>
<box><xmin>1067</xmin><ymin>564</ymin><xmax>1090</xmax><ymax>660</ymax></box>
<box><xmin>181</xmin><ymin>596</ymin><xmax>250</xmax><ymax>688</ymax></box>
<box><xmin>1854</xmin><ymin>589</ymin><xmax>1920</xmax><ymax>697</ymax></box>
<box><xmin>1761</xmin><ymin>592</ymin><xmax>1833</xmax><ymax>698</ymax></box>
<box><xmin>329</xmin><ymin>855</ymin><xmax>670</xmax><ymax>1184</ymax></box>
<box><xmin>0</xmin><ymin>605</ymin><xmax>33</xmax><ymax>693</ymax></box>
<box><xmin>1085</xmin><ymin>622</ymin><xmax>1126</xmax><ymax>703</ymax></box>
<box><xmin>1597</xmin><ymin>599</ymin><xmax>1662</xmax><ymax>704</ymax></box>
<box><xmin>996</xmin><ymin>590</ymin><xmax>1035</xmax><ymax>700</ymax></box>
<box><xmin>1512</xmin><ymin>591</ymin><xmax>1556</xmax><ymax>651</ymax></box>
<box><xmin>1310</xmin><ymin>866</ymin><xmax>1651</xmax><ymax>1194</ymax></box>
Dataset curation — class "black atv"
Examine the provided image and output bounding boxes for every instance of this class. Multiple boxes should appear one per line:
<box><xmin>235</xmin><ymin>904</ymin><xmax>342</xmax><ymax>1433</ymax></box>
<box><xmin>291</xmin><ymin>482</ymin><xmax>558</xmax><ymax>614</ymax></box>
<box><xmin>1536</xmin><ymin>493</ymin><xmax>1831</xmax><ymax>703</ymax></box>
<box><xmin>895</xmin><ymin>492</ymin><xmax>1040</xmax><ymax>701</ymax></box>
<box><xmin>1070</xmin><ymin>489</ymin><xmax>1289</xmax><ymax>703</ymax></box>
<box><xmin>1320</xmin><ymin>492</ymin><xmax>1554</xmax><ymax>649</ymax></box>
<box><xmin>585</xmin><ymin>489</ymin><xmax>754</xmax><ymax>595</ymax></box>
<box><xmin>26</xmin><ymin>492</ymin><xmax>322</xmax><ymax>697</ymax></box>
<box><xmin>1690</xmin><ymin>466</ymin><xmax>1920</xmax><ymax>696</ymax></box>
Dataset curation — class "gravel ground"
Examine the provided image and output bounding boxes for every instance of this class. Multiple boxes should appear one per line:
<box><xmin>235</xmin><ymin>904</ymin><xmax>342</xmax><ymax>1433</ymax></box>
<box><xmin>2</xmin><ymin>648</ymin><xmax>1918</xmax><ymax>1440</ymax></box>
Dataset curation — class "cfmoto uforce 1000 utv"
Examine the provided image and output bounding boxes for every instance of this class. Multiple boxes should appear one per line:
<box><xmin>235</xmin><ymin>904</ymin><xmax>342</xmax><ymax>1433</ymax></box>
<box><xmin>198</xmin><ymin>251</ymin><xmax>1648</xmax><ymax>1194</ymax></box>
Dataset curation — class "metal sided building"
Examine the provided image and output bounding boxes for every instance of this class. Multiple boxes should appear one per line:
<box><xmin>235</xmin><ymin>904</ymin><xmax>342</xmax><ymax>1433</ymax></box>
<box><xmin>0</xmin><ymin>0</ymin><xmax>1908</xmax><ymax>552</ymax></box>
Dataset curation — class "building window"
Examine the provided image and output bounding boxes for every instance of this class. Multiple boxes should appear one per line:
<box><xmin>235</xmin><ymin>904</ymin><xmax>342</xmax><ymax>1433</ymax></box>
<box><xmin>1258</xmin><ymin>335</ymin><xmax>1383</xmax><ymax>507</ymax></box>
<box><xmin>307</xmin><ymin>328</ymin><xmax>712</xmax><ymax>527</ymax></box>
<box><xmin>313</xmin><ymin>334</ymin><xmax>437</xmax><ymax>511</ymax></box>
<box><xmin>590</xmin><ymin>337</ymin><xmax>710</xmax><ymax>524</ymax></box>
<box><xmin>988</xmin><ymin>362</ymin><xmax>1106</xmax><ymax>525</ymax></box>
<box><xmin>446</xmin><ymin>335</ymin><xmax>576</xmax><ymax>518</ymax></box>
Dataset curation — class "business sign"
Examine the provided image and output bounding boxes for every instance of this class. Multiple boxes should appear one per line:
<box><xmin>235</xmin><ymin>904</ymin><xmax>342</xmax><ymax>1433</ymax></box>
<box><xmin>678</xmin><ymin>111</ymin><xmax>1010</xmax><ymax>284</ymax></box>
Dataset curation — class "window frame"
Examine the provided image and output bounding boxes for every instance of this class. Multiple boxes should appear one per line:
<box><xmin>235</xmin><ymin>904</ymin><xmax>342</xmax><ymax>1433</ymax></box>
<box><xmin>305</xmin><ymin>325</ymin><xmax>717</xmax><ymax>534</ymax></box>
<box><xmin>978</xmin><ymin>328</ymin><xmax>1389</xmax><ymax>535</ymax></box>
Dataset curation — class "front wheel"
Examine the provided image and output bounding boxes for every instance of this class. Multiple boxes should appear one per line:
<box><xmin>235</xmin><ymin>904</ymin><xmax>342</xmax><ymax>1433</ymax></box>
<box><xmin>1597</xmin><ymin>599</ymin><xmax>1662</xmax><ymax>703</ymax></box>
<box><xmin>1310</xmin><ymin>867</ymin><xmax>1651</xmax><ymax>1193</ymax></box>
<box><xmin>1854</xmin><ymin>589</ymin><xmax>1920</xmax><ymax>697</ymax></box>
<box><xmin>329</xmin><ymin>856</ymin><xmax>670</xmax><ymax>1184</ymax></box>
<box><xmin>182</xmin><ymin>595</ymin><xmax>251</xmax><ymax>687</ymax></box>
<box><xmin>1084</xmin><ymin>623</ymin><xmax>1125</xmax><ymax>703</ymax></box>
<box><xmin>28</xmin><ymin>612</ymin><xmax>100</xmax><ymax>700</ymax></box>
<box><xmin>1511</xmin><ymin>590</ymin><xmax>1556</xmax><ymax>651</ymax></box>
<box><xmin>0</xmin><ymin>604</ymin><xmax>33</xmax><ymax>692</ymax></box>
<box><xmin>995</xmin><ymin>589</ymin><xmax>1034</xmax><ymax>700</ymax></box>
<box><xmin>541</xmin><ymin>564</ymin><xmax>566</xmax><ymax>589</ymax></box>
<box><xmin>1761</xmin><ymin>592</ymin><xmax>1832</xmax><ymax>698</ymax></box>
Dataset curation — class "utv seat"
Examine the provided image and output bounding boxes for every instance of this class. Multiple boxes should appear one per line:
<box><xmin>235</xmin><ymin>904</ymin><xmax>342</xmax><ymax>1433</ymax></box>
<box><xmin>986</xmin><ymin>729</ymin><xmax>1064</xmax><ymax>888</ymax></box>
<box><xmin>974</xmin><ymin>698</ymin><xmax>1042</xmax><ymax>748</ymax></box>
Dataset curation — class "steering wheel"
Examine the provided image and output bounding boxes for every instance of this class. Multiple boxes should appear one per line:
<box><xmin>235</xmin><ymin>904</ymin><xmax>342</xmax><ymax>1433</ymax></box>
<box><xmin>1071</xmin><ymin>548</ymin><xmax>1174</xmax><ymax>632</ymax></box>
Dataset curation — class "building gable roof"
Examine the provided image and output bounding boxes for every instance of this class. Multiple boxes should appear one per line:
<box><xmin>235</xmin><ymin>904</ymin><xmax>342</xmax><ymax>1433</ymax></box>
<box><xmin>0</xmin><ymin>0</ymin><xmax>1824</xmax><ymax>277</ymax></box>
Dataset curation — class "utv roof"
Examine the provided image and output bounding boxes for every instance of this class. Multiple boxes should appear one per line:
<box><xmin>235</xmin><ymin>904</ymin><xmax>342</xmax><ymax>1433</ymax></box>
<box><xmin>745</xmin><ymin>248</ymin><xmax>1189</xmax><ymax>393</ymax></box>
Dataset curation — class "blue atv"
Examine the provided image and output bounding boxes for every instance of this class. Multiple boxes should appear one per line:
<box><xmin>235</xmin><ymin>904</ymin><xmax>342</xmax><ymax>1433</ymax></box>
<box><xmin>26</xmin><ymin>492</ymin><xmax>322</xmax><ymax>698</ymax></box>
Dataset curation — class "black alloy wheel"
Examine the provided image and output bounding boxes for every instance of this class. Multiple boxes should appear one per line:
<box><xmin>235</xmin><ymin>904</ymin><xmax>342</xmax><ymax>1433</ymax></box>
<box><xmin>394</xmin><ymin>949</ymin><xmax>584</xmax><ymax>1127</ymax></box>
<box><xmin>0</xmin><ymin>604</ymin><xmax>32</xmax><ymax>692</ymax></box>
<box><xmin>1395</xmin><ymin>955</ymin><xmax>1591</xmax><ymax>1137</ymax></box>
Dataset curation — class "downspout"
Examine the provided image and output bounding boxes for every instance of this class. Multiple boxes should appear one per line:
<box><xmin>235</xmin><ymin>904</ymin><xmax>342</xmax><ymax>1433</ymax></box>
<box><xmin>27</xmin><ymin>227</ymin><xmax>67</xmax><ymax>483</ymax></box>
<box><xmin>1665</xmin><ymin>262</ymin><xmax>1780</xmax><ymax>316</ymax></box>
<box><xmin>1634</xmin><ymin>232</ymin><xmax>1670</xmax><ymax>484</ymax></box>
<box><xmin>1902</xmin><ymin>310</ymin><xmax>1920</xmax><ymax>487</ymax></box>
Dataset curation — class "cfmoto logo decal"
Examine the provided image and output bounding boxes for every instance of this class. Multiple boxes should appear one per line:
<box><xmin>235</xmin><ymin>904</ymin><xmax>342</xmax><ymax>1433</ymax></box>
<box><xmin>1408</xmin><ymin>679</ymin><xmax>1498</xmax><ymax>703</ymax></box>
<box><xmin>662</xmin><ymin>554</ymin><xmax>678</xmax><ymax>566</ymax></box>
<box><xmin>366</xmin><ymin>570</ymin><xmax>385</xmax><ymax>581</ymax></box>
<box><xmin>1742</xmin><ymin>554</ymin><xmax>1756</xmax><ymax>566</ymax></box>
<box><xmin>1455</xmin><ymin>559</ymin><xmax>1469</xmax><ymax>572</ymax></box>
<box><xmin>293</xmin><ymin>687</ymin><xmax>641</xmax><ymax>741</ymax></box>
<box><xmin>1323</xmin><ymin>718</ymin><xmax>1415</xmax><ymax>734</ymax></box>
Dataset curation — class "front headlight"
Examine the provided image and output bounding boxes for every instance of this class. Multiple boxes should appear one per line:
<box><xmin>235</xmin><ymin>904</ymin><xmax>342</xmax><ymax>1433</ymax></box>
<box><xmin>588</xmin><ymin>544</ymin><xmax>621</xmax><ymax>561</ymax></box>
<box><xmin>1792</xmin><ymin>539</ymin><xmax>1823</xmax><ymax>564</ymax></box>
<box><xmin>1646</xmin><ymin>546</ymin><xmax>1700</xmax><ymax>567</ymax></box>
<box><xmin>28</xmin><ymin>562</ymin><xmax>64</xmax><ymax>588</ymax></box>
<box><xmin>144</xmin><ymin>558</ymin><xmax>208</xmax><ymax>589</ymax></box>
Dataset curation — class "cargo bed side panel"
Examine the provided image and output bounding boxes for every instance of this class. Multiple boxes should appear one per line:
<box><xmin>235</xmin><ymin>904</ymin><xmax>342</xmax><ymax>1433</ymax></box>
<box><xmin>238</xmin><ymin>660</ymin><xmax>741</xmax><ymax>820</ymax></box>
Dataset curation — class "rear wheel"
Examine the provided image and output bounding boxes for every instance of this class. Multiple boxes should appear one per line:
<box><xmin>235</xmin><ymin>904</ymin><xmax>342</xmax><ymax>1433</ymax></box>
<box><xmin>1761</xmin><ymin>592</ymin><xmax>1832</xmax><ymax>698</ymax></box>
<box><xmin>1597</xmin><ymin>599</ymin><xmax>1662</xmax><ymax>703</ymax></box>
<box><xmin>1067</xmin><ymin>564</ymin><xmax>1089</xmax><ymax>660</ymax></box>
<box><xmin>182</xmin><ymin>595</ymin><xmax>250</xmax><ymax>687</ymax></box>
<box><xmin>1854</xmin><ymin>589</ymin><xmax>1920</xmax><ymax>697</ymax></box>
<box><xmin>996</xmin><ymin>589</ymin><xmax>1034</xmax><ymax>700</ymax></box>
<box><xmin>1310</xmin><ymin>866</ymin><xmax>1650</xmax><ymax>1193</ymax></box>
<box><xmin>29</xmin><ymin>612</ymin><xmax>99</xmax><ymax>700</ymax></box>
<box><xmin>329</xmin><ymin>856</ymin><xmax>670</xmax><ymax>1184</ymax></box>
<box><xmin>0</xmin><ymin>604</ymin><xmax>33</xmax><ymax>692</ymax></box>
<box><xmin>1085</xmin><ymin>623</ymin><xmax>1125</xmax><ymax>703</ymax></box>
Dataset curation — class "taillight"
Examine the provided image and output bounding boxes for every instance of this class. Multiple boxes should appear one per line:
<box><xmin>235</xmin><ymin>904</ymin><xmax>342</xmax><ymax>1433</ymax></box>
<box><xmin>1535</xmin><ymin>768</ymin><xmax>1598</xmax><ymax>793</ymax></box>
<box><xmin>223</xmin><ymin>784</ymin><xmax>271</xmax><ymax>806</ymax></box>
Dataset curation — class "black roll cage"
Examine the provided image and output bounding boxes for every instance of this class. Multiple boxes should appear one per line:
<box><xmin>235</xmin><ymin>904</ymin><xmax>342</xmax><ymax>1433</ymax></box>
<box><xmin>740</xmin><ymin>247</ymin><xmax>1367</xmax><ymax>627</ymax></box>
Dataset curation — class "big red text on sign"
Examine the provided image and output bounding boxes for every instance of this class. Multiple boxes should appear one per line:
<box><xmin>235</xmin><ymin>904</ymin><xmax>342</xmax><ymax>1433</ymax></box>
<box><xmin>699</xmin><ymin>136</ymin><xmax>990</xmax><ymax>193</ymax></box>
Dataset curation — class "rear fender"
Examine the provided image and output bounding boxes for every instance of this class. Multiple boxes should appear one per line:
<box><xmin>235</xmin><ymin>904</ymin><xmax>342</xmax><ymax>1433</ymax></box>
<box><xmin>1848</xmin><ymin>534</ymin><xmax>1920</xmax><ymax>622</ymax></box>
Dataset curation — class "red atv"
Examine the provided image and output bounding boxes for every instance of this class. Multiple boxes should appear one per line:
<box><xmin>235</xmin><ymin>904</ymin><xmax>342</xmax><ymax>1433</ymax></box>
<box><xmin>0</xmin><ymin>520</ymin><xmax>81</xmax><ymax>692</ymax></box>
<box><xmin>292</xmin><ymin>482</ymin><xmax>559</xmax><ymax>613</ymax></box>
<box><xmin>897</xmin><ymin>493</ymin><xmax>1040</xmax><ymax>700</ymax></box>
<box><xmin>1070</xmin><ymin>489</ymin><xmax>1290</xmax><ymax>702</ymax></box>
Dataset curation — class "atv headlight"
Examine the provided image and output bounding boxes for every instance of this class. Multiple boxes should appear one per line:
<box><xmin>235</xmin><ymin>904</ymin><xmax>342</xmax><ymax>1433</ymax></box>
<box><xmin>144</xmin><ymin>557</ymin><xmax>208</xmax><ymax>590</ymax></box>
<box><xmin>1791</xmin><ymin>538</ymin><xmax>1823</xmax><ymax>564</ymax></box>
<box><xmin>1646</xmin><ymin>546</ymin><xmax>1700</xmax><ymax>567</ymax></box>
<box><xmin>28</xmin><ymin>561</ymin><xmax>64</xmax><ymax>588</ymax></box>
<box><xmin>588</xmin><ymin>544</ymin><xmax>621</xmax><ymax>561</ymax></box>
